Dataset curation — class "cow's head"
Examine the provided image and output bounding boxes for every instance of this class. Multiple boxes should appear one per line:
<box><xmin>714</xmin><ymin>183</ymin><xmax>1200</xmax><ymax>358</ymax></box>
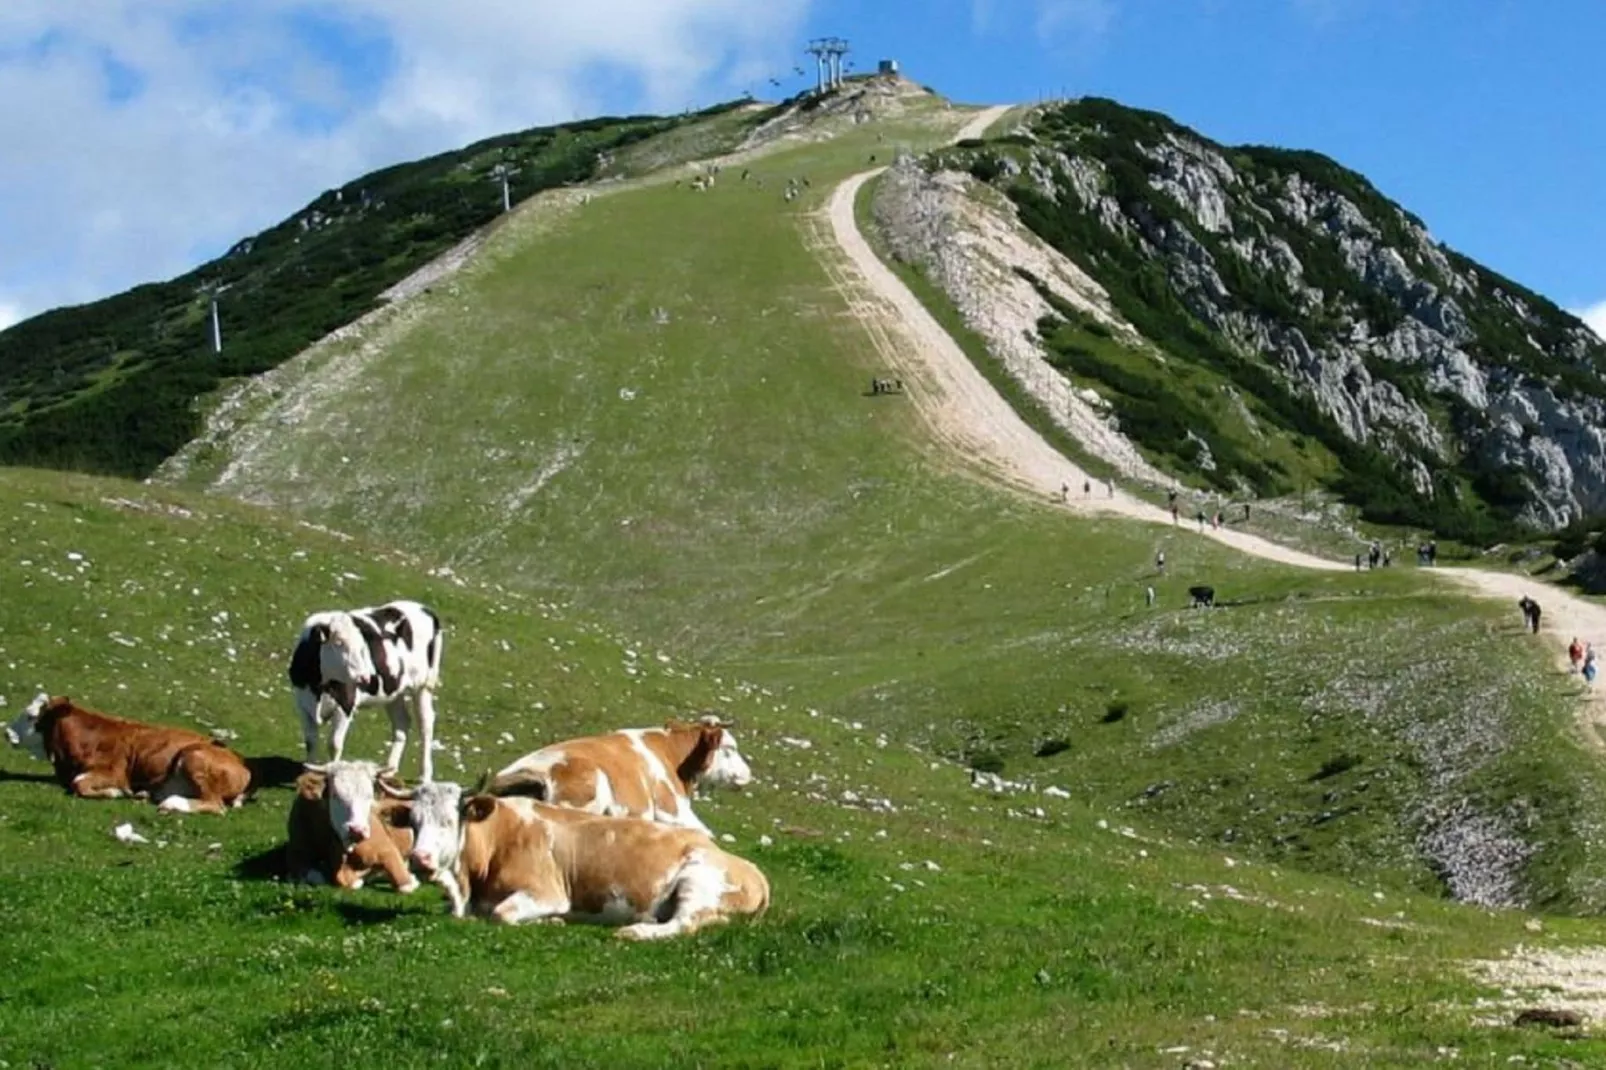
<box><xmin>318</xmin><ymin>614</ymin><xmax>377</xmax><ymax>690</ymax></box>
<box><xmin>307</xmin><ymin>760</ymin><xmax>404</xmax><ymax>847</ymax></box>
<box><xmin>401</xmin><ymin>780</ymin><xmax>466</xmax><ymax>878</ymax></box>
<box><xmin>5</xmin><ymin>693</ymin><xmax>57</xmax><ymax>761</ymax></box>
<box><xmin>689</xmin><ymin>714</ymin><xmax>752</xmax><ymax>790</ymax></box>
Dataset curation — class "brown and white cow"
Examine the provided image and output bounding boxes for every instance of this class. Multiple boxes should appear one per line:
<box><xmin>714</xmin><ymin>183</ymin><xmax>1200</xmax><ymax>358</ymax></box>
<box><xmin>486</xmin><ymin>715</ymin><xmax>752</xmax><ymax>834</ymax></box>
<box><xmin>286</xmin><ymin>762</ymin><xmax>418</xmax><ymax>892</ymax></box>
<box><xmin>4</xmin><ymin>693</ymin><xmax>250</xmax><ymax>814</ymax></box>
<box><xmin>398</xmin><ymin>782</ymin><xmax>770</xmax><ymax>939</ymax></box>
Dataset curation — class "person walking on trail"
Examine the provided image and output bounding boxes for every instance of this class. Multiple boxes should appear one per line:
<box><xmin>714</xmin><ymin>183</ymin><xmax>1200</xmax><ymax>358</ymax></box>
<box><xmin>1060</xmin><ymin>481</ymin><xmax>1069</xmax><ymax>503</ymax></box>
<box><xmin>1083</xmin><ymin>478</ymin><xmax>1091</xmax><ymax>498</ymax></box>
<box><xmin>1243</xmin><ymin>502</ymin><xmax>1251</xmax><ymax>523</ymax></box>
<box><xmin>1145</xmin><ymin>585</ymin><xmax>1156</xmax><ymax>608</ymax></box>
<box><xmin>1106</xmin><ymin>480</ymin><xmax>1114</xmax><ymax>498</ymax></box>
<box><xmin>1585</xmin><ymin>645</ymin><xmax>1599</xmax><ymax>686</ymax></box>
<box><xmin>1570</xmin><ymin>636</ymin><xmax>1585</xmax><ymax>673</ymax></box>
<box><xmin>1155</xmin><ymin>549</ymin><xmax>1166</xmax><ymax>576</ymax></box>
<box><xmin>1355</xmin><ymin>552</ymin><xmax>1363</xmax><ymax>572</ymax></box>
<box><xmin>1170</xmin><ymin>503</ymin><xmax>1179</xmax><ymax>525</ymax></box>
<box><xmin>1197</xmin><ymin>510</ymin><xmax>1207</xmax><ymax>532</ymax></box>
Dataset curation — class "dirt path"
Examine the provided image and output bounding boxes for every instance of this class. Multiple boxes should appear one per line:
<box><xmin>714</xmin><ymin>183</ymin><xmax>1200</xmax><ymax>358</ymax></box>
<box><xmin>821</xmin><ymin>103</ymin><xmax>1606</xmax><ymax>749</ymax></box>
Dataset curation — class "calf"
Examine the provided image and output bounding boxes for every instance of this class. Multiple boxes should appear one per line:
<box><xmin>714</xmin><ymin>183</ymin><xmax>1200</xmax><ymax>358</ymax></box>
<box><xmin>486</xmin><ymin>715</ymin><xmax>751</xmax><ymax>834</ymax></box>
<box><xmin>288</xmin><ymin>599</ymin><xmax>444</xmax><ymax>782</ymax></box>
<box><xmin>1189</xmin><ymin>585</ymin><xmax>1215</xmax><ymax>608</ymax></box>
<box><xmin>401</xmin><ymin>784</ymin><xmax>770</xmax><ymax>939</ymax></box>
<box><xmin>286</xmin><ymin>762</ymin><xmax>417</xmax><ymax>892</ymax></box>
<box><xmin>4</xmin><ymin>693</ymin><xmax>250</xmax><ymax>814</ymax></box>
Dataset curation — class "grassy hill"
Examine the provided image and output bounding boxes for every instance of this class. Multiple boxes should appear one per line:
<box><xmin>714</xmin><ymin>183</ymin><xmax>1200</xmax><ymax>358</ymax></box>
<box><xmin>1</xmin><ymin>84</ymin><xmax>1604</xmax><ymax>1065</ymax></box>
<box><xmin>0</xmin><ymin>102</ymin><xmax>766</xmax><ymax>480</ymax></box>
<box><xmin>148</xmin><ymin>90</ymin><xmax>1606</xmax><ymax>909</ymax></box>
<box><xmin>2</xmin><ymin>467</ymin><xmax>1604</xmax><ymax>1067</ymax></box>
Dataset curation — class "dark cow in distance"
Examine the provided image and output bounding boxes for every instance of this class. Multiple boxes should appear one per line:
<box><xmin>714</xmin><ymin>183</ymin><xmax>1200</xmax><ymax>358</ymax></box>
<box><xmin>1189</xmin><ymin>585</ymin><xmax>1216</xmax><ymax>608</ymax></box>
<box><xmin>289</xmin><ymin>599</ymin><xmax>444</xmax><ymax>783</ymax></box>
<box><xmin>4</xmin><ymin>693</ymin><xmax>251</xmax><ymax>814</ymax></box>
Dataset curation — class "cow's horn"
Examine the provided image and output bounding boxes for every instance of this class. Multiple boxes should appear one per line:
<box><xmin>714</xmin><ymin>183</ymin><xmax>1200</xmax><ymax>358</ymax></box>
<box><xmin>376</xmin><ymin>777</ymin><xmax>414</xmax><ymax>800</ymax></box>
<box><xmin>472</xmin><ymin>769</ymin><xmax>495</xmax><ymax>795</ymax></box>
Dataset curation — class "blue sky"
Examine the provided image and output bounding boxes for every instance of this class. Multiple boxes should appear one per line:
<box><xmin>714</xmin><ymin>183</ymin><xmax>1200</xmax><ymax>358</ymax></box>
<box><xmin>0</xmin><ymin>0</ymin><xmax>1601</xmax><ymax>334</ymax></box>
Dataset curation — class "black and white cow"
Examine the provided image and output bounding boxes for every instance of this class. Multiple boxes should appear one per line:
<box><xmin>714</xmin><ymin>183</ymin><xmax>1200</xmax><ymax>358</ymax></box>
<box><xmin>288</xmin><ymin>600</ymin><xmax>444</xmax><ymax>783</ymax></box>
<box><xmin>1188</xmin><ymin>585</ymin><xmax>1215</xmax><ymax>608</ymax></box>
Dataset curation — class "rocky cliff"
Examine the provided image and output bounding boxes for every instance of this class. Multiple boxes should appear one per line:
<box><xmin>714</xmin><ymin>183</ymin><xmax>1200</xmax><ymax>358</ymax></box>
<box><xmin>928</xmin><ymin>98</ymin><xmax>1606</xmax><ymax>540</ymax></box>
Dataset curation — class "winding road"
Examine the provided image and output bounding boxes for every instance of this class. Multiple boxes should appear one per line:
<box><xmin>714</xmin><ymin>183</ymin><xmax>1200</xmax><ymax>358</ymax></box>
<box><xmin>820</xmin><ymin>103</ymin><xmax>1606</xmax><ymax>749</ymax></box>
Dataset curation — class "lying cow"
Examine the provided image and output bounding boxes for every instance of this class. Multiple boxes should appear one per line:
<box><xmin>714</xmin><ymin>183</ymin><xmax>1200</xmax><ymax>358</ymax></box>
<box><xmin>288</xmin><ymin>599</ymin><xmax>444</xmax><ymax>783</ymax></box>
<box><xmin>4</xmin><ymin>693</ymin><xmax>250</xmax><ymax>814</ymax></box>
<box><xmin>400</xmin><ymin>782</ymin><xmax>770</xmax><ymax>939</ymax></box>
<box><xmin>286</xmin><ymin>761</ymin><xmax>417</xmax><ymax>892</ymax></box>
<box><xmin>1189</xmin><ymin>585</ymin><xmax>1215</xmax><ymax>608</ymax></box>
<box><xmin>485</xmin><ymin>714</ymin><xmax>751</xmax><ymax>834</ymax></box>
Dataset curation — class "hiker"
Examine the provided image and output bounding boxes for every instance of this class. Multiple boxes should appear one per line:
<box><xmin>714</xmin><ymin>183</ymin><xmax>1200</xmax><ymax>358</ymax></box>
<box><xmin>1355</xmin><ymin>553</ymin><xmax>1363</xmax><ymax>572</ymax></box>
<box><xmin>1586</xmin><ymin>645</ymin><xmax>1599</xmax><ymax>686</ymax></box>
<box><xmin>1197</xmin><ymin>510</ymin><xmax>1207</xmax><ymax>532</ymax></box>
<box><xmin>1060</xmin><ymin>482</ymin><xmax>1069</xmax><ymax>503</ymax></box>
<box><xmin>1243</xmin><ymin>502</ymin><xmax>1251</xmax><ymax>523</ymax></box>
<box><xmin>1083</xmin><ymin>479</ymin><xmax>1091</xmax><ymax>498</ymax></box>
<box><xmin>1155</xmin><ymin>550</ymin><xmax>1166</xmax><ymax>576</ymax></box>
<box><xmin>1518</xmin><ymin>596</ymin><xmax>1542</xmax><ymax>635</ymax></box>
<box><xmin>1570</xmin><ymin>637</ymin><xmax>1585</xmax><ymax>673</ymax></box>
<box><xmin>1106</xmin><ymin>480</ymin><xmax>1114</xmax><ymax>499</ymax></box>
<box><xmin>1170</xmin><ymin>503</ymin><xmax>1179</xmax><ymax>525</ymax></box>
<box><xmin>1145</xmin><ymin>586</ymin><xmax>1155</xmax><ymax>608</ymax></box>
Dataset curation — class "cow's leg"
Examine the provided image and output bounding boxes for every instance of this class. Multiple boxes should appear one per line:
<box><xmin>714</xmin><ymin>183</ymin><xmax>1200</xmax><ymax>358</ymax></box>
<box><xmin>327</xmin><ymin>698</ymin><xmax>358</xmax><ymax>763</ymax></box>
<box><xmin>296</xmin><ymin>689</ymin><xmax>324</xmax><ymax>763</ymax></box>
<box><xmin>70</xmin><ymin>772</ymin><xmax>130</xmax><ymax>799</ymax></box>
<box><xmin>414</xmin><ymin>687</ymin><xmax>437</xmax><ymax>784</ymax></box>
<box><xmin>383</xmin><ymin>696</ymin><xmax>410</xmax><ymax>777</ymax></box>
<box><xmin>370</xmin><ymin>833</ymin><xmax>420</xmax><ymax>894</ymax></box>
<box><xmin>435</xmin><ymin>871</ymin><xmax>468</xmax><ymax>918</ymax></box>
<box><xmin>617</xmin><ymin>855</ymin><xmax>729</xmax><ymax>941</ymax></box>
<box><xmin>490</xmin><ymin>890</ymin><xmax>570</xmax><ymax>926</ymax></box>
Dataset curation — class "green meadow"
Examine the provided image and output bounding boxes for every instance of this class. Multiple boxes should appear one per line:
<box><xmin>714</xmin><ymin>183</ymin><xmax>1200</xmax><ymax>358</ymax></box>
<box><xmin>0</xmin><ymin>92</ymin><xmax>1602</xmax><ymax>1067</ymax></box>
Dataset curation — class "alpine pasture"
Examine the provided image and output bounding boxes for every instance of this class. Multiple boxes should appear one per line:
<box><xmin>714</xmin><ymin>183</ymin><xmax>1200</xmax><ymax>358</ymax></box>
<box><xmin>1</xmin><ymin>89</ymin><xmax>1604</xmax><ymax>1066</ymax></box>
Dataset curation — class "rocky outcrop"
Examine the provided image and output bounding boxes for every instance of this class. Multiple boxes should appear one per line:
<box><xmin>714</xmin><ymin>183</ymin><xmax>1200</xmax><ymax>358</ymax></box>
<box><xmin>964</xmin><ymin>97</ymin><xmax>1606</xmax><ymax>532</ymax></box>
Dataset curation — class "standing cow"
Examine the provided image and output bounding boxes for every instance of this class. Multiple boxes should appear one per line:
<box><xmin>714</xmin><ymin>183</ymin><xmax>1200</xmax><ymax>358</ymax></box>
<box><xmin>288</xmin><ymin>600</ymin><xmax>444</xmax><ymax>783</ymax></box>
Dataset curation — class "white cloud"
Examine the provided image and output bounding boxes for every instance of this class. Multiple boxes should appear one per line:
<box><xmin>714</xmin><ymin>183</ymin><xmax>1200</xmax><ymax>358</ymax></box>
<box><xmin>0</xmin><ymin>0</ymin><xmax>811</xmax><ymax>324</ymax></box>
<box><xmin>1574</xmin><ymin>301</ymin><xmax>1606</xmax><ymax>343</ymax></box>
<box><xmin>0</xmin><ymin>300</ymin><xmax>20</xmax><ymax>332</ymax></box>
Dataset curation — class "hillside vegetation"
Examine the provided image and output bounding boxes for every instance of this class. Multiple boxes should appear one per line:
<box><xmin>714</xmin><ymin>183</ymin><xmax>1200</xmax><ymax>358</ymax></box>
<box><xmin>1</xmin><ymin>473</ymin><xmax>1603</xmax><ymax>1067</ymax></box>
<box><xmin>151</xmin><ymin>92</ymin><xmax>1606</xmax><ymax>915</ymax></box>
<box><xmin>0</xmin><ymin>102</ymin><xmax>763</xmax><ymax>480</ymax></box>
<box><xmin>3</xmin><ymin>84</ymin><xmax>1605</xmax><ymax>1065</ymax></box>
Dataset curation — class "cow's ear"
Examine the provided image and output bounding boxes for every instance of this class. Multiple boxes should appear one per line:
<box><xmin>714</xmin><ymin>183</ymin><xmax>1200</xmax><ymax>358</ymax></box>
<box><xmin>311</xmin><ymin>624</ymin><xmax>330</xmax><ymax>644</ymax></box>
<box><xmin>463</xmin><ymin>795</ymin><xmax>496</xmax><ymax>823</ymax></box>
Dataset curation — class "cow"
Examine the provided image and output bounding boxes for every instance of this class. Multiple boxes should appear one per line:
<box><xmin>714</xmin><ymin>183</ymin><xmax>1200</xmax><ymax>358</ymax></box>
<box><xmin>1188</xmin><ymin>585</ymin><xmax>1215</xmax><ymax>608</ymax></box>
<box><xmin>485</xmin><ymin>715</ymin><xmax>751</xmax><ymax>834</ymax></box>
<box><xmin>285</xmin><ymin>761</ymin><xmax>418</xmax><ymax>892</ymax></box>
<box><xmin>4</xmin><ymin>693</ymin><xmax>250</xmax><ymax>814</ymax></box>
<box><xmin>397</xmin><ymin>783</ymin><xmax>770</xmax><ymax>939</ymax></box>
<box><xmin>288</xmin><ymin>599</ymin><xmax>444</xmax><ymax>783</ymax></box>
